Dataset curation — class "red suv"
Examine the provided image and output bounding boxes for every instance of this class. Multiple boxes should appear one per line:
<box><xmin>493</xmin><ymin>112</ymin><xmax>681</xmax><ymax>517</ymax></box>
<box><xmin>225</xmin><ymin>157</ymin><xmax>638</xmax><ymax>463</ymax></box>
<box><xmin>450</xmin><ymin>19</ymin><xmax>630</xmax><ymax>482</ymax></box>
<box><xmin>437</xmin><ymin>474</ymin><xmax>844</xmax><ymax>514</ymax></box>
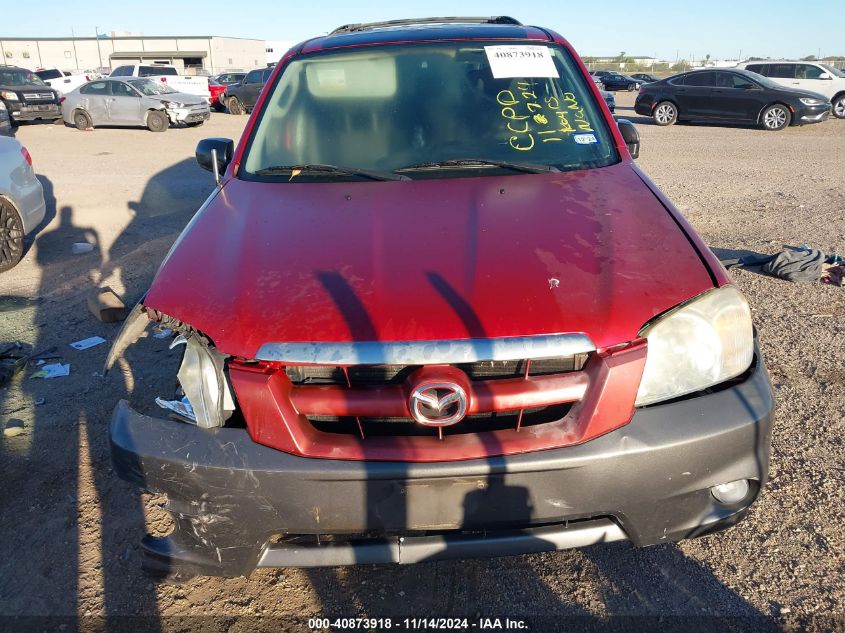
<box><xmin>107</xmin><ymin>17</ymin><xmax>774</xmax><ymax>578</ymax></box>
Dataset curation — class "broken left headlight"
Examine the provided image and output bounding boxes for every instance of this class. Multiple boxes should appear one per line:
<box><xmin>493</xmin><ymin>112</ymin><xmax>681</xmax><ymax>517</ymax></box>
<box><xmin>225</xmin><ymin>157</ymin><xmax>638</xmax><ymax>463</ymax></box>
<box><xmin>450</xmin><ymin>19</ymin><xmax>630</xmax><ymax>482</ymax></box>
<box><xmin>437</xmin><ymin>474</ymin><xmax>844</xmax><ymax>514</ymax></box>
<box><xmin>169</xmin><ymin>334</ymin><xmax>235</xmax><ymax>429</ymax></box>
<box><xmin>104</xmin><ymin>304</ymin><xmax>235</xmax><ymax>429</ymax></box>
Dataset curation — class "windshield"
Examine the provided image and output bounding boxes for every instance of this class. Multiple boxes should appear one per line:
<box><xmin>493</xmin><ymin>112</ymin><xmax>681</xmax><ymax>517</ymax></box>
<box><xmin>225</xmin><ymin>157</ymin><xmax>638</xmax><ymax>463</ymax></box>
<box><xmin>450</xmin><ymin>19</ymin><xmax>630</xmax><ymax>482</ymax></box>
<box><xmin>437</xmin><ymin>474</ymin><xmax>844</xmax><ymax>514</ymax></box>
<box><xmin>820</xmin><ymin>63</ymin><xmax>845</xmax><ymax>78</ymax></box>
<box><xmin>36</xmin><ymin>69</ymin><xmax>63</xmax><ymax>80</ymax></box>
<box><xmin>243</xmin><ymin>42</ymin><xmax>617</xmax><ymax>180</ymax></box>
<box><xmin>0</xmin><ymin>69</ymin><xmax>47</xmax><ymax>87</ymax></box>
<box><xmin>128</xmin><ymin>79</ymin><xmax>177</xmax><ymax>95</ymax></box>
<box><xmin>139</xmin><ymin>66</ymin><xmax>178</xmax><ymax>77</ymax></box>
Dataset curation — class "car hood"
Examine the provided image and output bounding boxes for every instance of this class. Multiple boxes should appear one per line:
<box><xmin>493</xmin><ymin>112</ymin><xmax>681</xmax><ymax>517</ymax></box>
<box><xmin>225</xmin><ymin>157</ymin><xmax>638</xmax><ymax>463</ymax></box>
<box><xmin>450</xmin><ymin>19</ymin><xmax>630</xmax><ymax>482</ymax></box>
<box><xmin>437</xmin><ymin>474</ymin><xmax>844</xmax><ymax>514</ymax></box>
<box><xmin>144</xmin><ymin>163</ymin><xmax>715</xmax><ymax>357</ymax></box>
<box><xmin>786</xmin><ymin>87</ymin><xmax>832</xmax><ymax>102</ymax></box>
<box><xmin>154</xmin><ymin>91</ymin><xmax>205</xmax><ymax>105</ymax></box>
<box><xmin>1</xmin><ymin>84</ymin><xmax>55</xmax><ymax>93</ymax></box>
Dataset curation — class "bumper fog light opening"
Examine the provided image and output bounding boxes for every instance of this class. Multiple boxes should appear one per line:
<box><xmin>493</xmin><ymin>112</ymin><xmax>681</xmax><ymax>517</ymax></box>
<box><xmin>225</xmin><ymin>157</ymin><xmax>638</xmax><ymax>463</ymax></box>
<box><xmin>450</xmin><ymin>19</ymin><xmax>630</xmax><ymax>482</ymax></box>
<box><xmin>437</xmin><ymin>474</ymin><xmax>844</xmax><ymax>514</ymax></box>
<box><xmin>710</xmin><ymin>479</ymin><xmax>751</xmax><ymax>505</ymax></box>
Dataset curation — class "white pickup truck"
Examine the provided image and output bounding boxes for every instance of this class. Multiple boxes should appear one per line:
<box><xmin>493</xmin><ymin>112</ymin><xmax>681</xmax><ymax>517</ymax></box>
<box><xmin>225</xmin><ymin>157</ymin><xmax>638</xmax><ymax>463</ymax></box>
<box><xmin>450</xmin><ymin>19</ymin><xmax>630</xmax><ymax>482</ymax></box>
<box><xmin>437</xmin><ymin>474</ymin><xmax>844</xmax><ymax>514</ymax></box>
<box><xmin>109</xmin><ymin>64</ymin><xmax>210</xmax><ymax>101</ymax></box>
<box><xmin>34</xmin><ymin>67</ymin><xmax>97</xmax><ymax>95</ymax></box>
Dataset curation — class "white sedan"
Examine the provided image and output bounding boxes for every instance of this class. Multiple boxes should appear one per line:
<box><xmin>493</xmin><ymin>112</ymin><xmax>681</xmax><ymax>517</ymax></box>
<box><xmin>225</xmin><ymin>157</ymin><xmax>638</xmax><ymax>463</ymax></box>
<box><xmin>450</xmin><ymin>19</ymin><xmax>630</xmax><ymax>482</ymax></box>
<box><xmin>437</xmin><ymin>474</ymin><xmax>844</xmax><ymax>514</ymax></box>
<box><xmin>0</xmin><ymin>136</ymin><xmax>46</xmax><ymax>272</ymax></box>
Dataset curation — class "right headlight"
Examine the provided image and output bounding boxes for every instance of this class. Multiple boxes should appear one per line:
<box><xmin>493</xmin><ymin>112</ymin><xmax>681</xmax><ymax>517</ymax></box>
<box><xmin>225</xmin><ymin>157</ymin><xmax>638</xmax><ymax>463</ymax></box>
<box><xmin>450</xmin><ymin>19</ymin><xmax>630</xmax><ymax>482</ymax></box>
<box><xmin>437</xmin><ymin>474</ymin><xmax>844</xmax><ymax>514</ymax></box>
<box><xmin>1</xmin><ymin>90</ymin><xmax>20</xmax><ymax>101</ymax></box>
<box><xmin>635</xmin><ymin>285</ymin><xmax>754</xmax><ymax>407</ymax></box>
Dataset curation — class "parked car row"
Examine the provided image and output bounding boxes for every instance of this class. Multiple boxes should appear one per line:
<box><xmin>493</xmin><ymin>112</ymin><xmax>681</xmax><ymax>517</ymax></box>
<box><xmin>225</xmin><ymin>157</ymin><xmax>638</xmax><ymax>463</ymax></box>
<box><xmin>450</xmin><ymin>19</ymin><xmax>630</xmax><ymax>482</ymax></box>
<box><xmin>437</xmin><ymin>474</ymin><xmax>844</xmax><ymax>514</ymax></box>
<box><xmin>592</xmin><ymin>59</ymin><xmax>844</xmax><ymax>130</ymax></box>
<box><xmin>1</xmin><ymin>63</ymin><xmax>219</xmax><ymax>132</ymax></box>
<box><xmin>737</xmin><ymin>60</ymin><xmax>845</xmax><ymax>118</ymax></box>
<box><xmin>599</xmin><ymin>72</ymin><xmax>642</xmax><ymax>91</ymax></box>
<box><xmin>635</xmin><ymin>68</ymin><xmax>833</xmax><ymax>130</ymax></box>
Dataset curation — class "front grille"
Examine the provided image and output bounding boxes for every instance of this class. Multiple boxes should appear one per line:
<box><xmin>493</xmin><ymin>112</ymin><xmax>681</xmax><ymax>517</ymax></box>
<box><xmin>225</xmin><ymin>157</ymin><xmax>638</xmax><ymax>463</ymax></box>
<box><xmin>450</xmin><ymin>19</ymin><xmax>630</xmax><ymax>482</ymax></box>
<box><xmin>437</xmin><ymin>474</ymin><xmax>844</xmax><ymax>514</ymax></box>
<box><xmin>285</xmin><ymin>355</ymin><xmax>588</xmax><ymax>386</ymax></box>
<box><xmin>307</xmin><ymin>404</ymin><xmax>572</xmax><ymax>437</ymax></box>
<box><xmin>232</xmin><ymin>335</ymin><xmax>643</xmax><ymax>460</ymax></box>
<box><xmin>22</xmin><ymin>92</ymin><xmax>55</xmax><ymax>102</ymax></box>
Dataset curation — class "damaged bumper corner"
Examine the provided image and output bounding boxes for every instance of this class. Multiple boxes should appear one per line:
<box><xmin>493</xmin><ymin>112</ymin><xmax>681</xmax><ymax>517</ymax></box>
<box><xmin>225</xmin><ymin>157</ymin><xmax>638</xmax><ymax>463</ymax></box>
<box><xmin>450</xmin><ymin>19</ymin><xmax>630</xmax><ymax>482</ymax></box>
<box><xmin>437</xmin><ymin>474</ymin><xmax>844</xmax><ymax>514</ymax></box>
<box><xmin>103</xmin><ymin>302</ymin><xmax>150</xmax><ymax>374</ymax></box>
<box><xmin>110</xmin><ymin>351</ymin><xmax>774</xmax><ymax>578</ymax></box>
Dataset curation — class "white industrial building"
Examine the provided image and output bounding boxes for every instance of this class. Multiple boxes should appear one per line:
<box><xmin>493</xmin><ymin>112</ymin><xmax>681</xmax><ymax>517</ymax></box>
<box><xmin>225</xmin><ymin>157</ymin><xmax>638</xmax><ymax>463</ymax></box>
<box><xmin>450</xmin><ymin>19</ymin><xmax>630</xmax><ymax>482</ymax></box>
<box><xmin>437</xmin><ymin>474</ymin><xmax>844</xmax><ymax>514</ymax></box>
<box><xmin>0</xmin><ymin>34</ymin><xmax>267</xmax><ymax>75</ymax></box>
<box><xmin>265</xmin><ymin>40</ymin><xmax>297</xmax><ymax>66</ymax></box>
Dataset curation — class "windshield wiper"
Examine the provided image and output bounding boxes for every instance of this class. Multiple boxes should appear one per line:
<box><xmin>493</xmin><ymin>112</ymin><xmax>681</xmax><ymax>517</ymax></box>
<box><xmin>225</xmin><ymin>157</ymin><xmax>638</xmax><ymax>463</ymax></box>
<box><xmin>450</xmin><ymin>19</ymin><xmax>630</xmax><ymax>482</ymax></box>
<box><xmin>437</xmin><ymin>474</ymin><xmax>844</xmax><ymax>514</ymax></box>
<box><xmin>254</xmin><ymin>163</ymin><xmax>408</xmax><ymax>181</ymax></box>
<box><xmin>394</xmin><ymin>159</ymin><xmax>560</xmax><ymax>174</ymax></box>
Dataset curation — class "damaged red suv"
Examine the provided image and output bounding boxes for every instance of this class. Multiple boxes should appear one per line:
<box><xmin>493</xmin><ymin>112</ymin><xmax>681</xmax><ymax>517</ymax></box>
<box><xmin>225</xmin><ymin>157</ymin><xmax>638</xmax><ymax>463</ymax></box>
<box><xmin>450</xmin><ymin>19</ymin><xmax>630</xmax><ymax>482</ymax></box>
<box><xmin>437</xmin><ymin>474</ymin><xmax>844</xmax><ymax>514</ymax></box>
<box><xmin>107</xmin><ymin>17</ymin><xmax>774</xmax><ymax>578</ymax></box>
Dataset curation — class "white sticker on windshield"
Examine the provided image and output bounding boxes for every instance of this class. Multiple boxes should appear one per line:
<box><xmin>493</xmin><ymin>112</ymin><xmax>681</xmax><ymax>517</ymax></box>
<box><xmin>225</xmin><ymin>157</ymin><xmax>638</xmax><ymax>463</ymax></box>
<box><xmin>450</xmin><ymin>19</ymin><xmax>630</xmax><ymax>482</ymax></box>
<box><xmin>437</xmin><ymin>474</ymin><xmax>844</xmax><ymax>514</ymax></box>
<box><xmin>574</xmin><ymin>133</ymin><xmax>598</xmax><ymax>144</ymax></box>
<box><xmin>484</xmin><ymin>46</ymin><xmax>559</xmax><ymax>79</ymax></box>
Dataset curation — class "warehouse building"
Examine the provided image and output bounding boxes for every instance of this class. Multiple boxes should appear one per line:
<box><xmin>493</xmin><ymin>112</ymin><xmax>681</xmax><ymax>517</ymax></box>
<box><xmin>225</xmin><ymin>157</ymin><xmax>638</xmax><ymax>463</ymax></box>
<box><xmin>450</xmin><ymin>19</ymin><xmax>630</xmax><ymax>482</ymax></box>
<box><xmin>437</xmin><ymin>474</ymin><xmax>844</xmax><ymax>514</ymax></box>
<box><xmin>0</xmin><ymin>34</ymin><xmax>267</xmax><ymax>75</ymax></box>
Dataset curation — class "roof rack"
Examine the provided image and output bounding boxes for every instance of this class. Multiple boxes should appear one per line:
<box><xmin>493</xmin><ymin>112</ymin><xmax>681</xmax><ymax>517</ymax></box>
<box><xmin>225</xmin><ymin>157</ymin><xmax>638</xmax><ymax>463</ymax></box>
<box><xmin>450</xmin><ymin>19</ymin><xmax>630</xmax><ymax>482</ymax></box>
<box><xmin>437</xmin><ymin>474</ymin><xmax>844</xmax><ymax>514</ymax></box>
<box><xmin>329</xmin><ymin>16</ymin><xmax>523</xmax><ymax>36</ymax></box>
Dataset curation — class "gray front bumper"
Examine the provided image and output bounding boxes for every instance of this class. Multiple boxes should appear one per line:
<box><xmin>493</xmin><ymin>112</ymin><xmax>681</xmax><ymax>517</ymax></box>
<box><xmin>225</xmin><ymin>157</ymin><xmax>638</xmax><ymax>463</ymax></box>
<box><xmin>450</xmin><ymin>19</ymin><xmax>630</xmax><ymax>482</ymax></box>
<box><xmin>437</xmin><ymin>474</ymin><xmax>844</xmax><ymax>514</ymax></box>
<box><xmin>8</xmin><ymin>103</ymin><xmax>61</xmax><ymax>121</ymax></box>
<box><xmin>110</xmin><ymin>352</ymin><xmax>774</xmax><ymax>577</ymax></box>
<box><xmin>798</xmin><ymin>110</ymin><xmax>830</xmax><ymax>123</ymax></box>
<box><xmin>168</xmin><ymin>107</ymin><xmax>210</xmax><ymax>124</ymax></box>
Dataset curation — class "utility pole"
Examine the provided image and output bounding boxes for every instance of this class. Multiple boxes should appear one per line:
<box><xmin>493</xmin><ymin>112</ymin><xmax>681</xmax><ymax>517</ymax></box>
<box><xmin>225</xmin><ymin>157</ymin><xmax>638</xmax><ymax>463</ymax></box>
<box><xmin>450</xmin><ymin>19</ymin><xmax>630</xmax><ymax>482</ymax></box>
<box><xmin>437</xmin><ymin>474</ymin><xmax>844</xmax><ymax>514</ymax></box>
<box><xmin>95</xmin><ymin>26</ymin><xmax>103</xmax><ymax>72</ymax></box>
<box><xmin>71</xmin><ymin>28</ymin><xmax>79</xmax><ymax>70</ymax></box>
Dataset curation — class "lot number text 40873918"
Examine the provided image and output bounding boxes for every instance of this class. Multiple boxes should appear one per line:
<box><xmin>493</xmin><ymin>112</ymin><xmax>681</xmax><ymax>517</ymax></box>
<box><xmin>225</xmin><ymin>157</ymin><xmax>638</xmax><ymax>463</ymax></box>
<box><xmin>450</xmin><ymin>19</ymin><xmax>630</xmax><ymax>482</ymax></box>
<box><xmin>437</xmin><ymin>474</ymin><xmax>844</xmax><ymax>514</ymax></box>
<box><xmin>307</xmin><ymin>617</ymin><xmax>529</xmax><ymax>630</ymax></box>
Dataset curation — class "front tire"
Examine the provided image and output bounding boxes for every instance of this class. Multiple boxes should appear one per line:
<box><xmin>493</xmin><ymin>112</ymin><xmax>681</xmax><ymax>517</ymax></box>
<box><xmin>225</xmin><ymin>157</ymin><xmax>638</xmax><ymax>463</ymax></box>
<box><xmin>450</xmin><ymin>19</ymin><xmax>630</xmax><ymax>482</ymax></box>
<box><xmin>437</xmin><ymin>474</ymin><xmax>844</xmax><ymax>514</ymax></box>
<box><xmin>147</xmin><ymin>110</ymin><xmax>169</xmax><ymax>133</ymax></box>
<box><xmin>627</xmin><ymin>83</ymin><xmax>635</xmax><ymax>92</ymax></box>
<box><xmin>653</xmin><ymin>101</ymin><xmax>678</xmax><ymax>126</ymax></box>
<box><xmin>0</xmin><ymin>198</ymin><xmax>25</xmax><ymax>273</ymax></box>
<box><xmin>227</xmin><ymin>97</ymin><xmax>243</xmax><ymax>115</ymax></box>
<box><xmin>761</xmin><ymin>104</ymin><xmax>790</xmax><ymax>131</ymax></box>
<box><xmin>73</xmin><ymin>110</ymin><xmax>92</xmax><ymax>131</ymax></box>
<box><xmin>832</xmin><ymin>94</ymin><xmax>845</xmax><ymax>119</ymax></box>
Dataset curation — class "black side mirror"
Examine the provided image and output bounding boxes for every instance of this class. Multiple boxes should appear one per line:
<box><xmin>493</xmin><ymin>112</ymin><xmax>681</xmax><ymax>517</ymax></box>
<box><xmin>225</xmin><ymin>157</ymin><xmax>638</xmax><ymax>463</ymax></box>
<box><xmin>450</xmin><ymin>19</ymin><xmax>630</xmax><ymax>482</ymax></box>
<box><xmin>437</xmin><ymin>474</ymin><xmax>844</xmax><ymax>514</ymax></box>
<box><xmin>196</xmin><ymin>137</ymin><xmax>234</xmax><ymax>184</ymax></box>
<box><xmin>616</xmin><ymin>119</ymin><xmax>640</xmax><ymax>159</ymax></box>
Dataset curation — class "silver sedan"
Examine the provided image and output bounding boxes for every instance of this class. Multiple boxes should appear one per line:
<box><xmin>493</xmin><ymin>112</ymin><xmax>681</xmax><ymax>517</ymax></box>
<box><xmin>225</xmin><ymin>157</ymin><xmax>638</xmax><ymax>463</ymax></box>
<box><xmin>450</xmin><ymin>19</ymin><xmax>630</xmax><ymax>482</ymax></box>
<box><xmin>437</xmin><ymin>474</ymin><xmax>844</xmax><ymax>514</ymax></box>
<box><xmin>61</xmin><ymin>78</ymin><xmax>210</xmax><ymax>132</ymax></box>
<box><xmin>0</xmin><ymin>136</ymin><xmax>45</xmax><ymax>271</ymax></box>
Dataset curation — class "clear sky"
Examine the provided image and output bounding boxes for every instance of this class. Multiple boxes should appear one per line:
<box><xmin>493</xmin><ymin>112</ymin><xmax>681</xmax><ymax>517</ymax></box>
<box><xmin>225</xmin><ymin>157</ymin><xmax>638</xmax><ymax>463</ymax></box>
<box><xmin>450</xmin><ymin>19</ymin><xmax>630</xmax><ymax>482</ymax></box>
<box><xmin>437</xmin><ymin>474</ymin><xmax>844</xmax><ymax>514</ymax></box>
<box><xmin>2</xmin><ymin>0</ymin><xmax>842</xmax><ymax>61</ymax></box>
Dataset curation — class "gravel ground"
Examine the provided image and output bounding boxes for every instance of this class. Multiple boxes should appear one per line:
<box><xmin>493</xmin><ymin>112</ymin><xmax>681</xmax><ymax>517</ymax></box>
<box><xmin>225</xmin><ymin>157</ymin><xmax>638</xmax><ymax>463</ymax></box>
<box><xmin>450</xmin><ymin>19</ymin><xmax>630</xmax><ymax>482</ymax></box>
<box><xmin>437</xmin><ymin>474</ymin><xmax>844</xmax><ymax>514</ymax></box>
<box><xmin>1</xmin><ymin>92</ymin><xmax>843</xmax><ymax>632</ymax></box>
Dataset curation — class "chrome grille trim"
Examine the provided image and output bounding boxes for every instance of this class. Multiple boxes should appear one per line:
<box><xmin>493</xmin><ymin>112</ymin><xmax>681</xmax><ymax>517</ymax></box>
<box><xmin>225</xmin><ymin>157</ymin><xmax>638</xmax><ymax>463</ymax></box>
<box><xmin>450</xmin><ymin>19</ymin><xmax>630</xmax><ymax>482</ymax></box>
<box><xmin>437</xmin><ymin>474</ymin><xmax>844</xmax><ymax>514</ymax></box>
<box><xmin>23</xmin><ymin>92</ymin><xmax>55</xmax><ymax>100</ymax></box>
<box><xmin>255</xmin><ymin>334</ymin><xmax>595</xmax><ymax>366</ymax></box>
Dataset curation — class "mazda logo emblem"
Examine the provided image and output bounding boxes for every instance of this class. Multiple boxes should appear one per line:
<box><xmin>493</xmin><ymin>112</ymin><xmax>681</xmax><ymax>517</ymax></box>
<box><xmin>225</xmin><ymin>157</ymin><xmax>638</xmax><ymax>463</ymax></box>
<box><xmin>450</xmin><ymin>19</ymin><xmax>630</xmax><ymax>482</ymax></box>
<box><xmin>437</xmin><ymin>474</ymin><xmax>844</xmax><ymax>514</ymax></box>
<box><xmin>409</xmin><ymin>382</ymin><xmax>468</xmax><ymax>427</ymax></box>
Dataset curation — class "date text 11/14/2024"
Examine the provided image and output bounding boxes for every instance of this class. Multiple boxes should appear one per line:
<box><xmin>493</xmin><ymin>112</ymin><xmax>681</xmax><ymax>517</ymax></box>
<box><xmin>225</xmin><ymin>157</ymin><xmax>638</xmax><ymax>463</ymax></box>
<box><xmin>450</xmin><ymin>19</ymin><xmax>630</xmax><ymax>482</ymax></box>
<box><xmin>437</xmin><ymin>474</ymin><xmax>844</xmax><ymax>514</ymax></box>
<box><xmin>307</xmin><ymin>617</ymin><xmax>529</xmax><ymax>630</ymax></box>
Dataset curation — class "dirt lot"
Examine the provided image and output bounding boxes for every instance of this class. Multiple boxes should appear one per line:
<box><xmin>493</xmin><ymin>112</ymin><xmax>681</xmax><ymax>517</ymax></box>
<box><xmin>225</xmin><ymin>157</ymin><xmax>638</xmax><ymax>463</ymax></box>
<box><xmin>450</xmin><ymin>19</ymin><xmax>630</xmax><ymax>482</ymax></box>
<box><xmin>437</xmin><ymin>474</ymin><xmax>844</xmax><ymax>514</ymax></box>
<box><xmin>1</xmin><ymin>93</ymin><xmax>844</xmax><ymax>631</ymax></box>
